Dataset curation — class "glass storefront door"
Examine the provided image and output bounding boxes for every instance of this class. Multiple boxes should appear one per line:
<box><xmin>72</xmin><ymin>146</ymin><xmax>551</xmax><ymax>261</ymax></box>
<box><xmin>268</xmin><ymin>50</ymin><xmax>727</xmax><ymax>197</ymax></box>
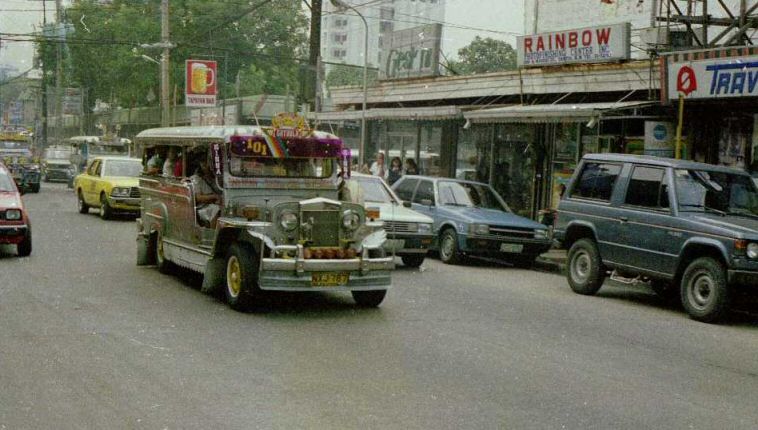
<box><xmin>492</xmin><ymin>124</ymin><xmax>537</xmax><ymax>218</ymax></box>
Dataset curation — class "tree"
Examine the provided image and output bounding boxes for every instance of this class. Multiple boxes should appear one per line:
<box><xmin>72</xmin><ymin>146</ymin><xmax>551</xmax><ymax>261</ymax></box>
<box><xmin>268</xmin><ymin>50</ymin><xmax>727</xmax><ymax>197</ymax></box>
<box><xmin>37</xmin><ymin>0</ymin><xmax>308</xmax><ymax>112</ymax></box>
<box><xmin>325</xmin><ymin>64</ymin><xmax>377</xmax><ymax>89</ymax></box>
<box><xmin>448</xmin><ymin>36</ymin><xmax>517</xmax><ymax>75</ymax></box>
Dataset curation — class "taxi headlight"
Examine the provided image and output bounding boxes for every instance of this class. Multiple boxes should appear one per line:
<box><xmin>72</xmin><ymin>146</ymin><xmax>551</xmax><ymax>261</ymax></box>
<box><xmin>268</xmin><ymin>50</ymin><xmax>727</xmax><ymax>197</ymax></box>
<box><xmin>469</xmin><ymin>223</ymin><xmax>489</xmax><ymax>235</ymax></box>
<box><xmin>279</xmin><ymin>210</ymin><xmax>298</xmax><ymax>231</ymax></box>
<box><xmin>747</xmin><ymin>243</ymin><xmax>758</xmax><ymax>259</ymax></box>
<box><xmin>342</xmin><ymin>210</ymin><xmax>361</xmax><ymax>231</ymax></box>
<box><xmin>111</xmin><ymin>187</ymin><xmax>130</xmax><ymax>197</ymax></box>
<box><xmin>5</xmin><ymin>209</ymin><xmax>21</xmax><ymax>220</ymax></box>
<box><xmin>418</xmin><ymin>223</ymin><xmax>432</xmax><ymax>234</ymax></box>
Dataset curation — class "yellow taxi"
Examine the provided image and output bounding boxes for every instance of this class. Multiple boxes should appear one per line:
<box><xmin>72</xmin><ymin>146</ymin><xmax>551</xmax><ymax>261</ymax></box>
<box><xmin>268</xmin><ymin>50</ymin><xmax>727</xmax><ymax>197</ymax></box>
<box><xmin>73</xmin><ymin>156</ymin><xmax>143</xmax><ymax>219</ymax></box>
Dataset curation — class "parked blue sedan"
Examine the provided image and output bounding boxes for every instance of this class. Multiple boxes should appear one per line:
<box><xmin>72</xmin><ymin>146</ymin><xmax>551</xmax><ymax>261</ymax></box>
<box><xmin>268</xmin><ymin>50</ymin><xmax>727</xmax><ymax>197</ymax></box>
<box><xmin>392</xmin><ymin>175</ymin><xmax>552</xmax><ymax>266</ymax></box>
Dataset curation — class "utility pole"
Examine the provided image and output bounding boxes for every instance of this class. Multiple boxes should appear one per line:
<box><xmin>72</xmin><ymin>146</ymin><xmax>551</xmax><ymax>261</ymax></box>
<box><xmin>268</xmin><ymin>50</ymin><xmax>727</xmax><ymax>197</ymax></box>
<box><xmin>55</xmin><ymin>0</ymin><xmax>63</xmax><ymax>145</ymax></box>
<box><xmin>308</xmin><ymin>0</ymin><xmax>322</xmax><ymax>110</ymax></box>
<box><xmin>160</xmin><ymin>0</ymin><xmax>170</xmax><ymax>127</ymax></box>
<box><xmin>40</xmin><ymin>0</ymin><xmax>48</xmax><ymax>148</ymax></box>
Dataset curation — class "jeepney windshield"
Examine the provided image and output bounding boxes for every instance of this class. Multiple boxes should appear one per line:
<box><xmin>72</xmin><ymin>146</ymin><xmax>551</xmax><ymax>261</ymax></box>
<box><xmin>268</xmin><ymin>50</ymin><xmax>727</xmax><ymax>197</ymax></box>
<box><xmin>229</xmin><ymin>156</ymin><xmax>333</xmax><ymax>178</ymax></box>
<box><xmin>45</xmin><ymin>148</ymin><xmax>72</xmax><ymax>160</ymax></box>
<box><xmin>103</xmin><ymin>159</ymin><xmax>143</xmax><ymax>177</ymax></box>
<box><xmin>675</xmin><ymin>169</ymin><xmax>758</xmax><ymax>217</ymax></box>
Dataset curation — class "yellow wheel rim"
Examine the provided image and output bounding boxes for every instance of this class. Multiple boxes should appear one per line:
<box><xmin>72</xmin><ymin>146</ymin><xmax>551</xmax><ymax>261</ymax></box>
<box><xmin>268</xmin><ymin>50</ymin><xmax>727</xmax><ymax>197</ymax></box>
<box><xmin>227</xmin><ymin>256</ymin><xmax>241</xmax><ymax>298</ymax></box>
<box><xmin>156</xmin><ymin>235</ymin><xmax>165</xmax><ymax>262</ymax></box>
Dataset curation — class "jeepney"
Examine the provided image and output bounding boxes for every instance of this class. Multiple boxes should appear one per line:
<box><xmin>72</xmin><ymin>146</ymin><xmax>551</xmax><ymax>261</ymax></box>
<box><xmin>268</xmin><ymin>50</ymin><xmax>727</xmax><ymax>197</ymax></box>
<box><xmin>42</xmin><ymin>145</ymin><xmax>74</xmax><ymax>182</ymax></box>
<box><xmin>134</xmin><ymin>122</ymin><xmax>394</xmax><ymax>311</ymax></box>
<box><xmin>0</xmin><ymin>131</ymin><xmax>40</xmax><ymax>193</ymax></box>
<box><xmin>66</xmin><ymin>135</ymin><xmax>131</xmax><ymax>188</ymax></box>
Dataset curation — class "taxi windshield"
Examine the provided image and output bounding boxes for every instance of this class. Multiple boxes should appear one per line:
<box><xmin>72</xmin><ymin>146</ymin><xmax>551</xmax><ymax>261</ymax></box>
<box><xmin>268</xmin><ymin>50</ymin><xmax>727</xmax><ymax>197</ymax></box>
<box><xmin>103</xmin><ymin>159</ymin><xmax>143</xmax><ymax>177</ymax></box>
<box><xmin>90</xmin><ymin>144</ymin><xmax>127</xmax><ymax>156</ymax></box>
<box><xmin>675</xmin><ymin>169</ymin><xmax>758</xmax><ymax>217</ymax></box>
<box><xmin>229</xmin><ymin>156</ymin><xmax>333</xmax><ymax>178</ymax></box>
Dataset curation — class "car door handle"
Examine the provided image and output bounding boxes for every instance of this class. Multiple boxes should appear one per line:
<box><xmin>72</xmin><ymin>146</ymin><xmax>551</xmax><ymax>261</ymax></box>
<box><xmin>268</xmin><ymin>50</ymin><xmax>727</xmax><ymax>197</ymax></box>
<box><xmin>619</xmin><ymin>216</ymin><xmax>629</xmax><ymax>223</ymax></box>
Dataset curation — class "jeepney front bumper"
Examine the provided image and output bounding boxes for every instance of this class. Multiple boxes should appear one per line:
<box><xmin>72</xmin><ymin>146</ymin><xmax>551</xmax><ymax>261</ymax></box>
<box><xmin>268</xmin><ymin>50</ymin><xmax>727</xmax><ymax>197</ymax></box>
<box><xmin>259</xmin><ymin>244</ymin><xmax>394</xmax><ymax>291</ymax></box>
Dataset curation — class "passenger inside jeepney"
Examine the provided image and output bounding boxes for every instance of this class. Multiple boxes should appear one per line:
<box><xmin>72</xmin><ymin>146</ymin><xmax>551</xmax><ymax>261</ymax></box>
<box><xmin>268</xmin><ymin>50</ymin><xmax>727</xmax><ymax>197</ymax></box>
<box><xmin>190</xmin><ymin>157</ymin><xmax>221</xmax><ymax>227</ymax></box>
<box><xmin>145</xmin><ymin>147</ymin><xmax>166</xmax><ymax>175</ymax></box>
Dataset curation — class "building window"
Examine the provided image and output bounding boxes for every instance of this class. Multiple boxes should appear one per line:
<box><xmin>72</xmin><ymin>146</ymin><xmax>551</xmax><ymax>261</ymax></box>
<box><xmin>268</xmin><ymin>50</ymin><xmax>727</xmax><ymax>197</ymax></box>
<box><xmin>333</xmin><ymin>33</ymin><xmax>347</xmax><ymax>43</ymax></box>
<box><xmin>380</xmin><ymin>21</ymin><xmax>393</xmax><ymax>33</ymax></box>
<box><xmin>334</xmin><ymin>18</ymin><xmax>348</xmax><ymax>28</ymax></box>
<box><xmin>380</xmin><ymin>7</ymin><xmax>394</xmax><ymax>20</ymax></box>
<box><xmin>332</xmin><ymin>49</ymin><xmax>347</xmax><ymax>58</ymax></box>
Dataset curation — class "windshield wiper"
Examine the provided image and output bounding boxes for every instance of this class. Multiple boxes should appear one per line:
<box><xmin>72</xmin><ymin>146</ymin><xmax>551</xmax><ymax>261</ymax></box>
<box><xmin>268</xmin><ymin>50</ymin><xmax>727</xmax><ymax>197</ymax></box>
<box><xmin>725</xmin><ymin>210</ymin><xmax>758</xmax><ymax>220</ymax></box>
<box><xmin>679</xmin><ymin>204</ymin><xmax>726</xmax><ymax>216</ymax></box>
<box><xmin>443</xmin><ymin>202</ymin><xmax>469</xmax><ymax>207</ymax></box>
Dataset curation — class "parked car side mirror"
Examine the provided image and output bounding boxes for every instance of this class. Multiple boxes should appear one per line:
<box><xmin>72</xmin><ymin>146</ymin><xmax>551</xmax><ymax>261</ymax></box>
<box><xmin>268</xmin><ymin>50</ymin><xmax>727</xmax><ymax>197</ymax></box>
<box><xmin>402</xmin><ymin>200</ymin><xmax>412</xmax><ymax>208</ymax></box>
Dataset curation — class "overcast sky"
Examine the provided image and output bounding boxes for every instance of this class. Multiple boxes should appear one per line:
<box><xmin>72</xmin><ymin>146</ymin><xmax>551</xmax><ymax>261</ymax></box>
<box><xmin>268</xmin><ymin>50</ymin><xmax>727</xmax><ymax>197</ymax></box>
<box><xmin>0</xmin><ymin>0</ymin><xmax>524</xmax><ymax>75</ymax></box>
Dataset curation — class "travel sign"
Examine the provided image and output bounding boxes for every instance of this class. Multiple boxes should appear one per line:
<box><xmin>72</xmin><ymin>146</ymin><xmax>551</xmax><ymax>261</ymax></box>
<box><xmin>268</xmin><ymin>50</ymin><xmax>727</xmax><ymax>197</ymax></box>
<box><xmin>668</xmin><ymin>55</ymin><xmax>758</xmax><ymax>101</ymax></box>
<box><xmin>517</xmin><ymin>23</ymin><xmax>630</xmax><ymax>68</ymax></box>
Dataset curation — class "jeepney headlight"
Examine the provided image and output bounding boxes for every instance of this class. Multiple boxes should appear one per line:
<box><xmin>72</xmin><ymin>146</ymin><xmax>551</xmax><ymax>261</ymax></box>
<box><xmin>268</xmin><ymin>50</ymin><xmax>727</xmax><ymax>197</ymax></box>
<box><xmin>342</xmin><ymin>210</ymin><xmax>360</xmax><ymax>231</ymax></box>
<box><xmin>418</xmin><ymin>223</ymin><xmax>432</xmax><ymax>234</ymax></box>
<box><xmin>111</xmin><ymin>187</ymin><xmax>130</xmax><ymax>197</ymax></box>
<box><xmin>747</xmin><ymin>243</ymin><xmax>758</xmax><ymax>259</ymax></box>
<box><xmin>534</xmin><ymin>229</ymin><xmax>548</xmax><ymax>239</ymax></box>
<box><xmin>5</xmin><ymin>209</ymin><xmax>21</xmax><ymax>220</ymax></box>
<box><xmin>279</xmin><ymin>210</ymin><xmax>298</xmax><ymax>231</ymax></box>
<box><xmin>469</xmin><ymin>223</ymin><xmax>489</xmax><ymax>235</ymax></box>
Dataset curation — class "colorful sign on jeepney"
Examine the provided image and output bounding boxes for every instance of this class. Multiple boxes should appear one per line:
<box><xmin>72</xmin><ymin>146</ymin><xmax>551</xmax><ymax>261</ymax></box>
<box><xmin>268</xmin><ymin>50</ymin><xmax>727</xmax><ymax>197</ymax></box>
<box><xmin>185</xmin><ymin>60</ymin><xmax>217</xmax><ymax>107</ymax></box>
<box><xmin>228</xmin><ymin>135</ymin><xmax>344</xmax><ymax>159</ymax></box>
<box><xmin>517</xmin><ymin>23</ymin><xmax>631</xmax><ymax>68</ymax></box>
<box><xmin>270</xmin><ymin>113</ymin><xmax>310</xmax><ymax>139</ymax></box>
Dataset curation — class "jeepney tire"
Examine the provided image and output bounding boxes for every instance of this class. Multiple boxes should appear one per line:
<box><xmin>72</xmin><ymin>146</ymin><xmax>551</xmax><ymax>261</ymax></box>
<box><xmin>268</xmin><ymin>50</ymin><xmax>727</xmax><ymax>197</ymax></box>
<box><xmin>154</xmin><ymin>230</ymin><xmax>174</xmax><ymax>274</ymax></box>
<box><xmin>439</xmin><ymin>228</ymin><xmax>462</xmax><ymax>265</ymax></box>
<box><xmin>401</xmin><ymin>254</ymin><xmax>425</xmax><ymax>268</ymax></box>
<box><xmin>77</xmin><ymin>190</ymin><xmax>89</xmax><ymax>213</ymax></box>
<box><xmin>30</xmin><ymin>183</ymin><xmax>40</xmax><ymax>193</ymax></box>
<box><xmin>567</xmin><ymin>238</ymin><xmax>605</xmax><ymax>295</ymax></box>
<box><xmin>680</xmin><ymin>257</ymin><xmax>730</xmax><ymax>323</ymax></box>
<box><xmin>225</xmin><ymin>243</ymin><xmax>262</xmax><ymax>312</ymax></box>
<box><xmin>99</xmin><ymin>193</ymin><xmax>112</xmax><ymax>220</ymax></box>
<box><xmin>17</xmin><ymin>231</ymin><xmax>32</xmax><ymax>257</ymax></box>
<box><xmin>352</xmin><ymin>290</ymin><xmax>387</xmax><ymax>307</ymax></box>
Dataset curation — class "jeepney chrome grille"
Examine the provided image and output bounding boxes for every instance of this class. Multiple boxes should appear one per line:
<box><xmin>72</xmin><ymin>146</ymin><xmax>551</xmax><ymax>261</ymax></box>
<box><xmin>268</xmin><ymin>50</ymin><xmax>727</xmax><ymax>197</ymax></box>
<box><xmin>302</xmin><ymin>209</ymin><xmax>340</xmax><ymax>246</ymax></box>
<box><xmin>129</xmin><ymin>187</ymin><xmax>141</xmax><ymax>198</ymax></box>
<box><xmin>488</xmin><ymin>226</ymin><xmax>533</xmax><ymax>239</ymax></box>
<box><xmin>383</xmin><ymin>221</ymin><xmax>418</xmax><ymax>233</ymax></box>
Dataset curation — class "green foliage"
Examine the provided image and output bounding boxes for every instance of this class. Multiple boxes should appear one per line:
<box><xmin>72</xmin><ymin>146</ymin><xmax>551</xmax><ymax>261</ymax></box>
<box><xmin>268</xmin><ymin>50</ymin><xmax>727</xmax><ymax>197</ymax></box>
<box><xmin>325</xmin><ymin>64</ymin><xmax>377</xmax><ymax>89</ymax></box>
<box><xmin>447</xmin><ymin>36</ymin><xmax>517</xmax><ymax>75</ymax></box>
<box><xmin>37</xmin><ymin>0</ymin><xmax>308</xmax><ymax>111</ymax></box>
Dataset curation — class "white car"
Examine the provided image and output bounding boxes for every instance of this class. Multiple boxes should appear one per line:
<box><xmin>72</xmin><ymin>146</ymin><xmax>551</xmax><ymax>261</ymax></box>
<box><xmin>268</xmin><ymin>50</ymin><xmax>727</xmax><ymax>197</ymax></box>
<box><xmin>350</xmin><ymin>173</ymin><xmax>434</xmax><ymax>267</ymax></box>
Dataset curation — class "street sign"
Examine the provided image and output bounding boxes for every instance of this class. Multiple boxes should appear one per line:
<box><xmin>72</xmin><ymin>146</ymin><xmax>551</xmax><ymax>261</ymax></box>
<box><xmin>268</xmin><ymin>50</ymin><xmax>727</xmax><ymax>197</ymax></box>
<box><xmin>185</xmin><ymin>60</ymin><xmax>217</xmax><ymax>107</ymax></box>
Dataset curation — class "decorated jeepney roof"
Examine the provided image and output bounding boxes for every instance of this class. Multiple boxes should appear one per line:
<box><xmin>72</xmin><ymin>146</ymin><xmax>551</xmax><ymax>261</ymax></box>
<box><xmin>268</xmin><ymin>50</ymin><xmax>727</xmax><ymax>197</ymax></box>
<box><xmin>134</xmin><ymin>125</ymin><xmax>339</xmax><ymax>143</ymax></box>
<box><xmin>67</xmin><ymin>135</ymin><xmax>132</xmax><ymax>145</ymax></box>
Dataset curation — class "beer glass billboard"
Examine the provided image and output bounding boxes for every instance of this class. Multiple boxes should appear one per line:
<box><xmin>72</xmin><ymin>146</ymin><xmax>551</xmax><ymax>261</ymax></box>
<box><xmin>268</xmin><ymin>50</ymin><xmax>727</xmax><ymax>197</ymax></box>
<box><xmin>185</xmin><ymin>60</ymin><xmax>217</xmax><ymax>107</ymax></box>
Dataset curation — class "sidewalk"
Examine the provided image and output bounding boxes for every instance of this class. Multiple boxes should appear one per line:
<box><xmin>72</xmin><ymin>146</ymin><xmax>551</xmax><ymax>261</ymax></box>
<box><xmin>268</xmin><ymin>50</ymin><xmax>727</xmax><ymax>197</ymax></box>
<box><xmin>535</xmin><ymin>248</ymin><xmax>567</xmax><ymax>274</ymax></box>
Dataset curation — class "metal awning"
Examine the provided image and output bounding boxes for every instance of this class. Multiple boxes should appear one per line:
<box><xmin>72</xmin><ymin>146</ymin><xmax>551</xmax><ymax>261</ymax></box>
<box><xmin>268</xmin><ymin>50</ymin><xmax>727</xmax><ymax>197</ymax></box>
<box><xmin>310</xmin><ymin>105</ymin><xmax>462</xmax><ymax>122</ymax></box>
<box><xmin>464</xmin><ymin>101</ymin><xmax>656</xmax><ymax>124</ymax></box>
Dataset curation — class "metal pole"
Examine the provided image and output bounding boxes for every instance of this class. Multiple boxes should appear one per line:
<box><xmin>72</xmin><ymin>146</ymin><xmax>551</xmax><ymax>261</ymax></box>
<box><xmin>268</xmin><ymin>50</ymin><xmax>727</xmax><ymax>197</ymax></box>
<box><xmin>360</xmin><ymin>13</ymin><xmax>368</xmax><ymax>168</ymax></box>
<box><xmin>675</xmin><ymin>94</ymin><xmax>685</xmax><ymax>159</ymax></box>
<box><xmin>160</xmin><ymin>0</ymin><xmax>170</xmax><ymax>127</ymax></box>
<box><xmin>55</xmin><ymin>0</ymin><xmax>63</xmax><ymax>145</ymax></box>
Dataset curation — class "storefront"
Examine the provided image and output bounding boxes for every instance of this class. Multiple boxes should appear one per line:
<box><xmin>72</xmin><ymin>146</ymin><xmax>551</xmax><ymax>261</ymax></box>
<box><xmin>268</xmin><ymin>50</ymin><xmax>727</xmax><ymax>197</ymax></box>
<box><xmin>662</xmin><ymin>47</ymin><xmax>758</xmax><ymax>171</ymax></box>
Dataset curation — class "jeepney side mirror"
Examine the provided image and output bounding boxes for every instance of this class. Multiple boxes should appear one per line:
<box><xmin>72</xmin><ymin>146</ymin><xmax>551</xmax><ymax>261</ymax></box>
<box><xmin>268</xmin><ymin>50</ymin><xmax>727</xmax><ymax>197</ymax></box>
<box><xmin>420</xmin><ymin>199</ymin><xmax>433</xmax><ymax>208</ymax></box>
<box><xmin>402</xmin><ymin>200</ymin><xmax>412</xmax><ymax>208</ymax></box>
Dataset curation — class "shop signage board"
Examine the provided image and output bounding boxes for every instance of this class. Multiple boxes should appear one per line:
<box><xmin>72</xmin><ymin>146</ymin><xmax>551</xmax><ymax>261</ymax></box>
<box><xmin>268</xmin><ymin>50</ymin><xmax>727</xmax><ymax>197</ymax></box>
<box><xmin>668</xmin><ymin>55</ymin><xmax>758</xmax><ymax>100</ymax></box>
<box><xmin>380</xmin><ymin>24</ymin><xmax>442</xmax><ymax>80</ymax></box>
<box><xmin>517</xmin><ymin>23</ymin><xmax>631</xmax><ymax>68</ymax></box>
<box><xmin>185</xmin><ymin>60</ymin><xmax>217</xmax><ymax>107</ymax></box>
<box><xmin>644</xmin><ymin>121</ymin><xmax>675</xmax><ymax>158</ymax></box>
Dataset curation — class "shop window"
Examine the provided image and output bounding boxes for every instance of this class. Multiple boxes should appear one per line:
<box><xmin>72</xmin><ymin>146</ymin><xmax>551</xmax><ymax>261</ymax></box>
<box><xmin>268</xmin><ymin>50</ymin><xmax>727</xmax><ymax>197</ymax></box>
<box><xmin>570</xmin><ymin>162</ymin><xmax>622</xmax><ymax>201</ymax></box>
<box><xmin>624</xmin><ymin>166</ymin><xmax>669</xmax><ymax>209</ymax></box>
<box><xmin>554</xmin><ymin>123</ymin><xmax>579</xmax><ymax>161</ymax></box>
<box><xmin>419</xmin><ymin>123</ymin><xmax>442</xmax><ymax>177</ymax></box>
<box><xmin>456</xmin><ymin>125</ymin><xmax>491</xmax><ymax>183</ymax></box>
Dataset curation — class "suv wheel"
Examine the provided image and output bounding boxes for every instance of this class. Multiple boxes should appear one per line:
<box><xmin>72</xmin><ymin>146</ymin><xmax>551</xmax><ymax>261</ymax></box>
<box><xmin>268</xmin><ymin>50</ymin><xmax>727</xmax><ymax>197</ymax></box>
<box><xmin>680</xmin><ymin>257</ymin><xmax>730</xmax><ymax>323</ymax></box>
<box><xmin>567</xmin><ymin>238</ymin><xmax>605</xmax><ymax>295</ymax></box>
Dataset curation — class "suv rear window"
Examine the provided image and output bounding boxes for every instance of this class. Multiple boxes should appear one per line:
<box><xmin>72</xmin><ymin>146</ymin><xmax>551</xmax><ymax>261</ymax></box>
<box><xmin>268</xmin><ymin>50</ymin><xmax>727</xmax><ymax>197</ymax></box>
<box><xmin>569</xmin><ymin>162</ymin><xmax>621</xmax><ymax>201</ymax></box>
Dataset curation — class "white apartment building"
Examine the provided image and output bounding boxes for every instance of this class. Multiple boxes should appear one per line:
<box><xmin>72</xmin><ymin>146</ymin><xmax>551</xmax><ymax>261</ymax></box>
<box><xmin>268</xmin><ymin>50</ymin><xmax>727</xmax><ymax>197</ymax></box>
<box><xmin>321</xmin><ymin>0</ymin><xmax>446</xmax><ymax>69</ymax></box>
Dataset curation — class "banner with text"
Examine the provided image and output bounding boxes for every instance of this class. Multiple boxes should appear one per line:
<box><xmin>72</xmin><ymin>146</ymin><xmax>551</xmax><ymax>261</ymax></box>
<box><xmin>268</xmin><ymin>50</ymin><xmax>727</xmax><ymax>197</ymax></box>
<box><xmin>517</xmin><ymin>23</ymin><xmax>630</xmax><ymax>68</ymax></box>
<box><xmin>185</xmin><ymin>60</ymin><xmax>217</xmax><ymax>107</ymax></box>
<box><xmin>380</xmin><ymin>24</ymin><xmax>442</xmax><ymax>80</ymax></box>
<box><xmin>667</xmin><ymin>55</ymin><xmax>758</xmax><ymax>101</ymax></box>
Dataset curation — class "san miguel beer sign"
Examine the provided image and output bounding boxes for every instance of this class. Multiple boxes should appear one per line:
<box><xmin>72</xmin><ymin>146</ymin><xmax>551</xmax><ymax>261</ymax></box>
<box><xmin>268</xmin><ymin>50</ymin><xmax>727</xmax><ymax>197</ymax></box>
<box><xmin>517</xmin><ymin>23</ymin><xmax>631</xmax><ymax>67</ymax></box>
<box><xmin>185</xmin><ymin>60</ymin><xmax>217</xmax><ymax>107</ymax></box>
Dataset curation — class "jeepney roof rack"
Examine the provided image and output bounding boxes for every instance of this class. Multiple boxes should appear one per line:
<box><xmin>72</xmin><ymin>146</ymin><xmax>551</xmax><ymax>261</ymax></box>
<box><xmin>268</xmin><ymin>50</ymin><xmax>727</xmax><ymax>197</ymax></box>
<box><xmin>134</xmin><ymin>126</ymin><xmax>339</xmax><ymax>144</ymax></box>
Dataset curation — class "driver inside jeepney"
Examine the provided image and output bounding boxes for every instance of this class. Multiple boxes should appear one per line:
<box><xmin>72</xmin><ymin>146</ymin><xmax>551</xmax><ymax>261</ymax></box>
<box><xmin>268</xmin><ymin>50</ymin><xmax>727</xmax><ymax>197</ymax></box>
<box><xmin>190</xmin><ymin>156</ymin><xmax>222</xmax><ymax>227</ymax></box>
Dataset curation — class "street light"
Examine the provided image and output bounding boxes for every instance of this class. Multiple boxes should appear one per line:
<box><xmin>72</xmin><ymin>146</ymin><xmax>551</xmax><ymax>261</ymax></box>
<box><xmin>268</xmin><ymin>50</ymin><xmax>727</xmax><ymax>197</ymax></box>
<box><xmin>330</xmin><ymin>0</ymin><xmax>369</xmax><ymax>167</ymax></box>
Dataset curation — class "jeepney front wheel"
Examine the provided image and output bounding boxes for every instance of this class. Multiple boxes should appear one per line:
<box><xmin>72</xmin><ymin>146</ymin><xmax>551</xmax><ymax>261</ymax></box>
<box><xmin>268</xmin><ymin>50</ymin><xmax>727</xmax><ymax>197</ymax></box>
<box><xmin>153</xmin><ymin>230</ymin><xmax>174</xmax><ymax>274</ymax></box>
<box><xmin>352</xmin><ymin>290</ymin><xmax>387</xmax><ymax>307</ymax></box>
<box><xmin>225</xmin><ymin>243</ymin><xmax>262</xmax><ymax>312</ymax></box>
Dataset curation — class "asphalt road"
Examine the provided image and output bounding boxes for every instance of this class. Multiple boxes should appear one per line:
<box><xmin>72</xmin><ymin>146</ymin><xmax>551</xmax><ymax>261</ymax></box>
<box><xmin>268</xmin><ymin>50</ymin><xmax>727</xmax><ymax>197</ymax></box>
<box><xmin>2</xmin><ymin>183</ymin><xmax>758</xmax><ymax>429</ymax></box>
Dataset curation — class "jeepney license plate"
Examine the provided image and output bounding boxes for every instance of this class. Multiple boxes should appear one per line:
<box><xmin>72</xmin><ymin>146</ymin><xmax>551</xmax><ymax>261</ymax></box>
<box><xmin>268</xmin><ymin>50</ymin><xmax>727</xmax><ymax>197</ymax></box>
<box><xmin>500</xmin><ymin>243</ymin><xmax>523</xmax><ymax>253</ymax></box>
<box><xmin>312</xmin><ymin>272</ymin><xmax>349</xmax><ymax>287</ymax></box>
